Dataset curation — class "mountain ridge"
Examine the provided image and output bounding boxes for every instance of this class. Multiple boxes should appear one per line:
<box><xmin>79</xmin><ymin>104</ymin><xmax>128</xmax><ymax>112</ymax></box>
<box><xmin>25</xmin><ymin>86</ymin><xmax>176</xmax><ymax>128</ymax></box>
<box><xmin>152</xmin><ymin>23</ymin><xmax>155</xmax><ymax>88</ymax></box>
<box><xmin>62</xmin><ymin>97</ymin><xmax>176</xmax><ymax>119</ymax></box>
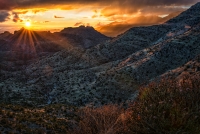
<box><xmin>58</xmin><ymin>25</ymin><xmax>110</xmax><ymax>48</ymax></box>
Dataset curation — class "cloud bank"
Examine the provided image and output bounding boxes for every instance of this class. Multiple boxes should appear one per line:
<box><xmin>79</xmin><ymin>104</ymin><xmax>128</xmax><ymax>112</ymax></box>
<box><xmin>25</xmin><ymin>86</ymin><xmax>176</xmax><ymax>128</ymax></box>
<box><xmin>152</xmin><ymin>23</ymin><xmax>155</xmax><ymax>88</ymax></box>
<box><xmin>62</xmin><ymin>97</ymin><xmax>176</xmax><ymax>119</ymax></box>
<box><xmin>0</xmin><ymin>10</ymin><xmax>9</xmax><ymax>22</ymax></box>
<box><xmin>0</xmin><ymin>0</ymin><xmax>199</xmax><ymax>36</ymax></box>
<box><xmin>54</xmin><ymin>15</ymin><xmax>64</xmax><ymax>18</ymax></box>
<box><xmin>0</xmin><ymin>0</ymin><xmax>199</xmax><ymax>10</ymax></box>
<box><xmin>96</xmin><ymin>11</ymin><xmax>182</xmax><ymax>37</ymax></box>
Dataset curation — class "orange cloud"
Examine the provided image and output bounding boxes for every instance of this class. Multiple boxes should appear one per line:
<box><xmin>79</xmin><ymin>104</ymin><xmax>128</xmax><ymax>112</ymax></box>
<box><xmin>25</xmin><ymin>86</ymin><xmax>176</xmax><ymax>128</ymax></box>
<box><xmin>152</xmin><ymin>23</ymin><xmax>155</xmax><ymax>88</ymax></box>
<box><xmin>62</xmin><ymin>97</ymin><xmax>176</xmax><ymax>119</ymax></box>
<box><xmin>97</xmin><ymin>12</ymin><xmax>182</xmax><ymax>37</ymax></box>
<box><xmin>0</xmin><ymin>10</ymin><xmax>10</xmax><ymax>22</ymax></box>
<box><xmin>74</xmin><ymin>22</ymin><xmax>90</xmax><ymax>27</ymax></box>
<box><xmin>92</xmin><ymin>15</ymin><xmax>98</xmax><ymax>18</ymax></box>
<box><xmin>101</xmin><ymin>6</ymin><xmax>139</xmax><ymax>17</ymax></box>
<box><xmin>32</xmin><ymin>9</ymin><xmax>47</xmax><ymax>14</ymax></box>
<box><xmin>1</xmin><ymin>0</ymin><xmax>198</xmax><ymax>10</ymax></box>
<box><xmin>54</xmin><ymin>15</ymin><xmax>64</xmax><ymax>18</ymax></box>
<box><xmin>74</xmin><ymin>22</ymin><xmax>84</xmax><ymax>26</ymax></box>
<box><xmin>12</xmin><ymin>12</ymin><xmax>23</xmax><ymax>22</ymax></box>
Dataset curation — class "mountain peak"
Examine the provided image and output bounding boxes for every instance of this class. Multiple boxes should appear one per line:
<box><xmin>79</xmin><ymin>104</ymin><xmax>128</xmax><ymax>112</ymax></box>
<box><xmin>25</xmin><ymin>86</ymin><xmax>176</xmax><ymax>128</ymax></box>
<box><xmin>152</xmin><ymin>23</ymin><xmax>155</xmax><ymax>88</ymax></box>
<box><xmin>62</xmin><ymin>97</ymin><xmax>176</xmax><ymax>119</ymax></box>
<box><xmin>166</xmin><ymin>2</ymin><xmax>200</xmax><ymax>25</ymax></box>
<box><xmin>60</xmin><ymin>26</ymin><xmax>109</xmax><ymax>48</ymax></box>
<box><xmin>14</xmin><ymin>27</ymin><xmax>31</xmax><ymax>34</ymax></box>
<box><xmin>61</xmin><ymin>26</ymin><xmax>96</xmax><ymax>34</ymax></box>
<box><xmin>192</xmin><ymin>2</ymin><xmax>200</xmax><ymax>7</ymax></box>
<box><xmin>185</xmin><ymin>2</ymin><xmax>200</xmax><ymax>12</ymax></box>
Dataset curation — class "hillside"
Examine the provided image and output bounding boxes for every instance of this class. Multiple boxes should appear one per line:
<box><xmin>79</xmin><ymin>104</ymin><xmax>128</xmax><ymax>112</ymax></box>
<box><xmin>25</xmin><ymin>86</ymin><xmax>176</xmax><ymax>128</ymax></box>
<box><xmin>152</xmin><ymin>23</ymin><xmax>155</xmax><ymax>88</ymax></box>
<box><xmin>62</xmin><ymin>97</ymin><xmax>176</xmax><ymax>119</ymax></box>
<box><xmin>0</xmin><ymin>26</ymin><xmax>109</xmax><ymax>83</ymax></box>
<box><xmin>0</xmin><ymin>2</ymin><xmax>200</xmax><ymax>107</ymax></box>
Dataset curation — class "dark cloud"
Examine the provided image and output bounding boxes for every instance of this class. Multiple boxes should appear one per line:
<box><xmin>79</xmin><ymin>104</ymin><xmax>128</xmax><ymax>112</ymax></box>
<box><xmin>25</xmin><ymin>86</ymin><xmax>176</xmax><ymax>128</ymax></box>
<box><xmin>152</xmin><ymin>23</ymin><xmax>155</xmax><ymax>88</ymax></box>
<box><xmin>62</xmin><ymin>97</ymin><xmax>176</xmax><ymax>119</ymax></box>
<box><xmin>11</xmin><ymin>11</ymin><xmax>28</xmax><ymax>22</ymax></box>
<box><xmin>100</xmin><ymin>0</ymin><xmax>198</xmax><ymax>17</ymax></box>
<box><xmin>54</xmin><ymin>15</ymin><xmax>64</xmax><ymax>18</ymax></box>
<box><xmin>0</xmin><ymin>10</ymin><xmax>10</xmax><ymax>22</ymax></box>
<box><xmin>142</xmin><ymin>6</ymin><xmax>184</xmax><ymax>13</ymax></box>
<box><xmin>0</xmin><ymin>0</ymin><xmax>199</xmax><ymax>10</ymax></box>
<box><xmin>12</xmin><ymin>12</ymin><xmax>23</xmax><ymax>22</ymax></box>
<box><xmin>0</xmin><ymin>0</ymin><xmax>16</xmax><ymax>10</ymax></box>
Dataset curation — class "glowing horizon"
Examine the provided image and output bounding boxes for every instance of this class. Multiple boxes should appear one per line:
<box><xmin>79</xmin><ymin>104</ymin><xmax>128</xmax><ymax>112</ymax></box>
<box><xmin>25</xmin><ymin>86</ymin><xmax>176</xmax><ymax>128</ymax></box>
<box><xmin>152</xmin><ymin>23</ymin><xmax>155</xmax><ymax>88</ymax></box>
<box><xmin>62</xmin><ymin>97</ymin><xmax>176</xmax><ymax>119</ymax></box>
<box><xmin>0</xmin><ymin>0</ymin><xmax>199</xmax><ymax>36</ymax></box>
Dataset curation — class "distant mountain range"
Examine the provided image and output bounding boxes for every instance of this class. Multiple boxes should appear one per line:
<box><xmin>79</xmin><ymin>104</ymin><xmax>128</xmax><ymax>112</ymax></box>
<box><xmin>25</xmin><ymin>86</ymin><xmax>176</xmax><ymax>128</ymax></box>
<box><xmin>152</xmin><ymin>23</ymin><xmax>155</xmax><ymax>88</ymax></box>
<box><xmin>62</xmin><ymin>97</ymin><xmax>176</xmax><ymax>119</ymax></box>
<box><xmin>0</xmin><ymin>26</ymin><xmax>109</xmax><ymax>52</ymax></box>
<box><xmin>0</xmin><ymin>2</ymin><xmax>200</xmax><ymax>107</ymax></box>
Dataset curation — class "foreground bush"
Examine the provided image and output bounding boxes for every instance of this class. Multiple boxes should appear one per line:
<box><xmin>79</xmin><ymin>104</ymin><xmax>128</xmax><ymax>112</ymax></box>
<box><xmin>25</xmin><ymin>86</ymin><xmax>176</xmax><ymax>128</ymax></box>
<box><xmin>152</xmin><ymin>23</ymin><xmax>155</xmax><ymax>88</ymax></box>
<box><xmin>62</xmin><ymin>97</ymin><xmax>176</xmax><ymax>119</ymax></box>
<box><xmin>71</xmin><ymin>76</ymin><xmax>200</xmax><ymax>134</ymax></box>
<box><xmin>130</xmin><ymin>76</ymin><xmax>200</xmax><ymax>133</ymax></box>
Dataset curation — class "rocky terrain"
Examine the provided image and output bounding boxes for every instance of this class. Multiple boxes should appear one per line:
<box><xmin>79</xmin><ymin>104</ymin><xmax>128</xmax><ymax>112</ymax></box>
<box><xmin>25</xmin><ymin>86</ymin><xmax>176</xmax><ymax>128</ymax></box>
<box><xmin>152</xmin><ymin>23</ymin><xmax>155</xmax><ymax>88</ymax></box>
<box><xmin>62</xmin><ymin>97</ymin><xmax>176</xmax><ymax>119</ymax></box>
<box><xmin>0</xmin><ymin>2</ymin><xmax>200</xmax><ymax>107</ymax></box>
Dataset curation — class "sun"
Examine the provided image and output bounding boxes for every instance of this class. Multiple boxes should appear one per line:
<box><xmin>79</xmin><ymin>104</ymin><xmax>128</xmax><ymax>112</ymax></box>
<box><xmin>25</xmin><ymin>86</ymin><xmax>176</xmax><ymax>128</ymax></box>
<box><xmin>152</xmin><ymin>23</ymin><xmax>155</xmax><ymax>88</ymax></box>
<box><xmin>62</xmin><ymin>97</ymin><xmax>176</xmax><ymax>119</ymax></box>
<box><xmin>25</xmin><ymin>22</ymin><xmax>31</xmax><ymax>27</ymax></box>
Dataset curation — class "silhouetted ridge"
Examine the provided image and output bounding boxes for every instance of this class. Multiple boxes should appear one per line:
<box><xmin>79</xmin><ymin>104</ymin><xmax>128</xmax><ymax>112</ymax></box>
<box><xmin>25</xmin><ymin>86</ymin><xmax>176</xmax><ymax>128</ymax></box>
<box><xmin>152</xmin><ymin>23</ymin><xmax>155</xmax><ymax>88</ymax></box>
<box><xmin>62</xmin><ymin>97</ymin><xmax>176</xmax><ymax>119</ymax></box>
<box><xmin>5</xmin><ymin>28</ymin><xmax>62</xmax><ymax>54</ymax></box>
<box><xmin>167</xmin><ymin>2</ymin><xmax>200</xmax><ymax>25</ymax></box>
<box><xmin>59</xmin><ymin>25</ymin><xmax>110</xmax><ymax>48</ymax></box>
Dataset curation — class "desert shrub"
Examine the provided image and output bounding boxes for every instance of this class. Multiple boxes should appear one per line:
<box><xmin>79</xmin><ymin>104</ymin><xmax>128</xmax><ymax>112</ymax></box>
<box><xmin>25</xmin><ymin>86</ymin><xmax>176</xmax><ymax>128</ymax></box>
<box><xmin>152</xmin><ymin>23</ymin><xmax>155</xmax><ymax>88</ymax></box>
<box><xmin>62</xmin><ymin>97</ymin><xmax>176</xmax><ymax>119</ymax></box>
<box><xmin>129</xmin><ymin>76</ymin><xmax>200</xmax><ymax>133</ymax></box>
<box><xmin>70</xmin><ymin>76</ymin><xmax>200</xmax><ymax>134</ymax></box>
<box><xmin>70</xmin><ymin>105</ymin><xmax>130</xmax><ymax>134</ymax></box>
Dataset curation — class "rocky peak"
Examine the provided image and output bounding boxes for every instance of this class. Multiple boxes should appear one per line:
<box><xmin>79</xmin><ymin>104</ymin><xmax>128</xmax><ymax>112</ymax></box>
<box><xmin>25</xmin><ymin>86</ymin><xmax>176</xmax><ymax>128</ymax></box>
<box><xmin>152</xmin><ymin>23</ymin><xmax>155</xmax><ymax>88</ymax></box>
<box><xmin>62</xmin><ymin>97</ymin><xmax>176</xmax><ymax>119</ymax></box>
<box><xmin>59</xmin><ymin>26</ymin><xmax>110</xmax><ymax>48</ymax></box>
<box><xmin>2</xmin><ymin>27</ymin><xmax>62</xmax><ymax>55</ymax></box>
<box><xmin>61</xmin><ymin>26</ymin><xmax>102</xmax><ymax>36</ymax></box>
<box><xmin>61</xmin><ymin>26</ymin><xmax>95</xmax><ymax>33</ymax></box>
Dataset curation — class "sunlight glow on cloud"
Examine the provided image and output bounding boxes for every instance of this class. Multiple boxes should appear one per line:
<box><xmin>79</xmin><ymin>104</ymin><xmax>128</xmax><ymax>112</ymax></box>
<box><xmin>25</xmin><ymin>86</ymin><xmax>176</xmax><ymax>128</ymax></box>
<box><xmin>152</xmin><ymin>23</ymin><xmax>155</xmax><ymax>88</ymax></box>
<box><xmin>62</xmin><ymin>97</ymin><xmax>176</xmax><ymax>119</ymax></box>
<box><xmin>0</xmin><ymin>0</ymin><xmax>199</xmax><ymax>36</ymax></box>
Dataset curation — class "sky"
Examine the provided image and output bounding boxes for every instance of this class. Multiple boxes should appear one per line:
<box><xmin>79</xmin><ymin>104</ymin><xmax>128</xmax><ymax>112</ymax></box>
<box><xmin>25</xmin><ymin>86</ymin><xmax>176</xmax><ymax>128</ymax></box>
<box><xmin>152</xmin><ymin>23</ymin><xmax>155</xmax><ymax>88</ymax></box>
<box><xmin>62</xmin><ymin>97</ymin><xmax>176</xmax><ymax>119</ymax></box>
<box><xmin>0</xmin><ymin>0</ymin><xmax>199</xmax><ymax>36</ymax></box>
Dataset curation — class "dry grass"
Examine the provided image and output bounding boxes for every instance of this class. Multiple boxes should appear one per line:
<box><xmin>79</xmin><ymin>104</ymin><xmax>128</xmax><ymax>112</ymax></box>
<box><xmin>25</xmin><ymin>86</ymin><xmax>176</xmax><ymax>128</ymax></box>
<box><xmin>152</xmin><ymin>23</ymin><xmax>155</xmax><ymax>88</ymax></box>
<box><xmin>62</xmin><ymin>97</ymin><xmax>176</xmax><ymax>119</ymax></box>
<box><xmin>70</xmin><ymin>105</ymin><xmax>131</xmax><ymax>134</ymax></box>
<box><xmin>0</xmin><ymin>104</ymin><xmax>78</xmax><ymax>133</ymax></box>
